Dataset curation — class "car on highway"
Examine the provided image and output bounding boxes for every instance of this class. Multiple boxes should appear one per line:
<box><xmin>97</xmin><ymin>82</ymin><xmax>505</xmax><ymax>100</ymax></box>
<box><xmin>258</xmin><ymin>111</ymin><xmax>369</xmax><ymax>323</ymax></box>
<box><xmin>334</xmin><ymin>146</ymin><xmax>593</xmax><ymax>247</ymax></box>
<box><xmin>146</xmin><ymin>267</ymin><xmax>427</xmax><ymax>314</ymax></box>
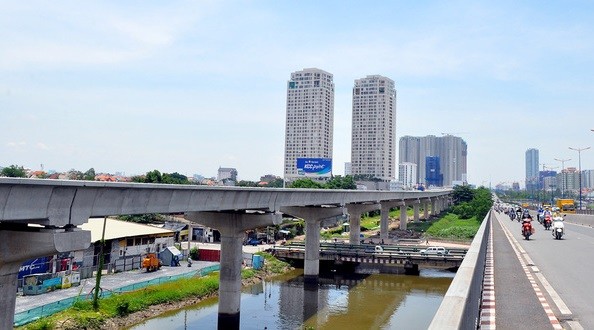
<box><xmin>420</xmin><ymin>246</ymin><xmax>449</xmax><ymax>255</ymax></box>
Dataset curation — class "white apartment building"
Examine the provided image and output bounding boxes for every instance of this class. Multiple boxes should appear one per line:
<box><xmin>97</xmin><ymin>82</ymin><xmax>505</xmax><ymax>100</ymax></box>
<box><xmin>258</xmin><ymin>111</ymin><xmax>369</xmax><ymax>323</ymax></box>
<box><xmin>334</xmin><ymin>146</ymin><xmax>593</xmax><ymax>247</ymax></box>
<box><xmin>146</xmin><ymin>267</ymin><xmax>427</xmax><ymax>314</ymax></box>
<box><xmin>350</xmin><ymin>75</ymin><xmax>397</xmax><ymax>181</ymax></box>
<box><xmin>284</xmin><ymin>68</ymin><xmax>335</xmax><ymax>180</ymax></box>
<box><xmin>398</xmin><ymin>162</ymin><xmax>417</xmax><ymax>189</ymax></box>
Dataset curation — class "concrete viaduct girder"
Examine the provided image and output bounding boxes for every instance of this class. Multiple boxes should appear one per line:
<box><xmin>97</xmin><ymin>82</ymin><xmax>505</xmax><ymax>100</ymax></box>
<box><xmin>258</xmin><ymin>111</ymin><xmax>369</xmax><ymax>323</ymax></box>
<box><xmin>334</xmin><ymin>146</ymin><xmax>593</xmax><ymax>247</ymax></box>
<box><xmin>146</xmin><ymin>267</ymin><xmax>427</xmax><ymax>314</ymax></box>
<box><xmin>0</xmin><ymin>178</ymin><xmax>451</xmax><ymax>329</ymax></box>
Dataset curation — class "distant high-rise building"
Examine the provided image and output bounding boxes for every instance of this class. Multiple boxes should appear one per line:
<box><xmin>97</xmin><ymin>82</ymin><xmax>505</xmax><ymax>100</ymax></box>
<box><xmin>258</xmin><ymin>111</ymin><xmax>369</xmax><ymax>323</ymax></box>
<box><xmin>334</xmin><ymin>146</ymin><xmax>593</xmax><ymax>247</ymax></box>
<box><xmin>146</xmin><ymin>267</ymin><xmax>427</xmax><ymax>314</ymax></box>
<box><xmin>217</xmin><ymin>167</ymin><xmax>237</xmax><ymax>182</ymax></box>
<box><xmin>525</xmin><ymin>148</ymin><xmax>539</xmax><ymax>191</ymax></box>
<box><xmin>583</xmin><ymin>169</ymin><xmax>594</xmax><ymax>190</ymax></box>
<box><xmin>350</xmin><ymin>75</ymin><xmax>397</xmax><ymax>181</ymax></box>
<box><xmin>398</xmin><ymin>135</ymin><xmax>467</xmax><ymax>186</ymax></box>
<box><xmin>398</xmin><ymin>162</ymin><xmax>417</xmax><ymax>189</ymax></box>
<box><xmin>539</xmin><ymin>170</ymin><xmax>556</xmax><ymax>190</ymax></box>
<box><xmin>284</xmin><ymin>68</ymin><xmax>335</xmax><ymax>180</ymax></box>
<box><xmin>344</xmin><ymin>162</ymin><xmax>352</xmax><ymax>176</ymax></box>
<box><xmin>425</xmin><ymin>156</ymin><xmax>443</xmax><ymax>187</ymax></box>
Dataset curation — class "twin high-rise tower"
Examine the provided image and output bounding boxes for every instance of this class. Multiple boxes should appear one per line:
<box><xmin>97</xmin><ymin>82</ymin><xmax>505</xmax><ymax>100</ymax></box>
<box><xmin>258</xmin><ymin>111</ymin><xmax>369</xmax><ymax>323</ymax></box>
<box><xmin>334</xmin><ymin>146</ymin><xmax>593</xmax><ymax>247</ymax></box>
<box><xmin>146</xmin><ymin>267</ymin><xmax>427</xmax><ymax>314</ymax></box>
<box><xmin>283</xmin><ymin>68</ymin><xmax>396</xmax><ymax>182</ymax></box>
<box><xmin>283</xmin><ymin>68</ymin><xmax>467</xmax><ymax>187</ymax></box>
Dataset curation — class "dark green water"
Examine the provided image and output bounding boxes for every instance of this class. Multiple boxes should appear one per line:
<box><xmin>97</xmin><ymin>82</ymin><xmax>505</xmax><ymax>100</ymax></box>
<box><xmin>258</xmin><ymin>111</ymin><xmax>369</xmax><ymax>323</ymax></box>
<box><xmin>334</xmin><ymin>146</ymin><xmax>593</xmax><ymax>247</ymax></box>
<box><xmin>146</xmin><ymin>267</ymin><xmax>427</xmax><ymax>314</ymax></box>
<box><xmin>128</xmin><ymin>269</ymin><xmax>453</xmax><ymax>330</ymax></box>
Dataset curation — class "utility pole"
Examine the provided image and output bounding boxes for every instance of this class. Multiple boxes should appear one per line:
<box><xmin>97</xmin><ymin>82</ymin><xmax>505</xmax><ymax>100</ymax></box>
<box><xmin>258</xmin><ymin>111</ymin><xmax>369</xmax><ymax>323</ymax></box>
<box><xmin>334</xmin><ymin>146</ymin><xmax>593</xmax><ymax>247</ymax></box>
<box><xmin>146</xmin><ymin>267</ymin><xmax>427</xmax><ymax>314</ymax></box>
<box><xmin>569</xmin><ymin>146</ymin><xmax>591</xmax><ymax>210</ymax></box>
<box><xmin>554</xmin><ymin>158</ymin><xmax>571</xmax><ymax>198</ymax></box>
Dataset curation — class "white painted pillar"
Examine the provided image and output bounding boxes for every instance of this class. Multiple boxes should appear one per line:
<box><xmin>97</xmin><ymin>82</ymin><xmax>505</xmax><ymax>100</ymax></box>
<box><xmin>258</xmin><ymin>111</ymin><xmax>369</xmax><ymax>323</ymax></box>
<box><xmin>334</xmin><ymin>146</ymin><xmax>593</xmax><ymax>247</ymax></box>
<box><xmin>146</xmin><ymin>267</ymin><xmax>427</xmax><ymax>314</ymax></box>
<box><xmin>400</xmin><ymin>204</ymin><xmax>408</xmax><ymax>230</ymax></box>
<box><xmin>279</xmin><ymin>206</ymin><xmax>345</xmax><ymax>282</ymax></box>
<box><xmin>423</xmin><ymin>200</ymin><xmax>429</xmax><ymax>219</ymax></box>
<box><xmin>185</xmin><ymin>211</ymin><xmax>281</xmax><ymax>329</ymax></box>
<box><xmin>380</xmin><ymin>204</ymin><xmax>390</xmax><ymax>239</ymax></box>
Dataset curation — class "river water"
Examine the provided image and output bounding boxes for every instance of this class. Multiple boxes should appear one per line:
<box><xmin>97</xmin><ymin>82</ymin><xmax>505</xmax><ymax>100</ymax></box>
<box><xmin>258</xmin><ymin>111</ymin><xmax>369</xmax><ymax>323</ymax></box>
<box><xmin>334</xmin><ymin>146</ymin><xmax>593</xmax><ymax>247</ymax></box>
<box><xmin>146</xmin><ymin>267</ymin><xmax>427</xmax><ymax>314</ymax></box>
<box><xmin>128</xmin><ymin>269</ymin><xmax>453</xmax><ymax>330</ymax></box>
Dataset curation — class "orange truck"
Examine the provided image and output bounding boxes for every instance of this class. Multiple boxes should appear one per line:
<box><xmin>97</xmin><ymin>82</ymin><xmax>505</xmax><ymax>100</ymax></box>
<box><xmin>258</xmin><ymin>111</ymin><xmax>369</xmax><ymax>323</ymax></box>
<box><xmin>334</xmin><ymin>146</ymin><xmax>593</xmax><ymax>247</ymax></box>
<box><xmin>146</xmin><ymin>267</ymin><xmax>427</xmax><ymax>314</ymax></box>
<box><xmin>142</xmin><ymin>253</ymin><xmax>162</xmax><ymax>272</ymax></box>
<box><xmin>556</xmin><ymin>199</ymin><xmax>576</xmax><ymax>214</ymax></box>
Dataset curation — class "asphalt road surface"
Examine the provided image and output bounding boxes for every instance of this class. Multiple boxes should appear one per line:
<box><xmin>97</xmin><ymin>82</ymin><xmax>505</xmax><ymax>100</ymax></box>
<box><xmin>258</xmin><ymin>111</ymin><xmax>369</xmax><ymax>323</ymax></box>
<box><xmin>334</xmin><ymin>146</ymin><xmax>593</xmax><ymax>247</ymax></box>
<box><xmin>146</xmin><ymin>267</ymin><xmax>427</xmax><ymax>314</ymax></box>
<box><xmin>494</xmin><ymin>211</ymin><xmax>592</xmax><ymax>329</ymax></box>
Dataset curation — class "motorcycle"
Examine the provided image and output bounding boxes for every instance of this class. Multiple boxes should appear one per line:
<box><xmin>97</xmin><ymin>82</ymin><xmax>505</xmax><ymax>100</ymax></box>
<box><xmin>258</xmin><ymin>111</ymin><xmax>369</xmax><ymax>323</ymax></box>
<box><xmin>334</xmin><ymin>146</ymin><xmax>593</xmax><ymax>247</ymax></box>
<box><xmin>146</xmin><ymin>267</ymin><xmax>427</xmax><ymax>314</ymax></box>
<box><xmin>552</xmin><ymin>215</ymin><xmax>565</xmax><ymax>240</ymax></box>
<box><xmin>522</xmin><ymin>220</ymin><xmax>534</xmax><ymax>240</ymax></box>
<box><xmin>543</xmin><ymin>215</ymin><xmax>552</xmax><ymax>230</ymax></box>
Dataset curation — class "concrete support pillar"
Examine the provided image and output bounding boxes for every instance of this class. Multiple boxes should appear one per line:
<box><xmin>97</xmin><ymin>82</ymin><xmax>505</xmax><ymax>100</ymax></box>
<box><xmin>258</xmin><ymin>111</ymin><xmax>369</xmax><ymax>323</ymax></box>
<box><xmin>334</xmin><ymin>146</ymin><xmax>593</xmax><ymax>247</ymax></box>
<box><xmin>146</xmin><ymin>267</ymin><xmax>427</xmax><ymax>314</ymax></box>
<box><xmin>380</xmin><ymin>204</ymin><xmax>390</xmax><ymax>239</ymax></box>
<box><xmin>280</xmin><ymin>206</ymin><xmax>344</xmax><ymax>282</ymax></box>
<box><xmin>0</xmin><ymin>228</ymin><xmax>90</xmax><ymax>330</ymax></box>
<box><xmin>413</xmin><ymin>202</ymin><xmax>420</xmax><ymax>223</ymax></box>
<box><xmin>400</xmin><ymin>204</ymin><xmax>408</xmax><ymax>230</ymax></box>
<box><xmin>185</xmin><ymin>211</ymin><xmax>281</xmax><ymax>330</ymax></box>
<box><xmin>431</xmin><ymin>198</ymin><xmax>438</xmax><ymax>217</ymax></box>
<box><xmin>346</xmin><ymin>203</ymin><xmax>379</xmax><ymax>245</ymax></box>
<box><xmin>304</xmin><ymin>218</ymin><xmax>321</xmax><ymax>278</ymax></box>
<box><xmin>423</xmin><ymin>200</ymin><xmax>429</xmax><ymax>220</ymax></box>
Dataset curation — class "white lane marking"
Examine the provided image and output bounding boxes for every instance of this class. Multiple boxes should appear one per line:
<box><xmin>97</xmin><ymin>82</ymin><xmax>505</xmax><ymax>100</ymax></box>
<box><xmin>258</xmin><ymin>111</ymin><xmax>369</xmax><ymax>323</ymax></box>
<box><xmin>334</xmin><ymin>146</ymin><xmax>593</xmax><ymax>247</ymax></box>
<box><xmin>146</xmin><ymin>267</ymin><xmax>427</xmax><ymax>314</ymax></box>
<box><xmin>566</xmin><ymin>320</ymin><xmax>585</xmax><ymax>330</ymax></box>
<box><xmin>496</xmin><ymin>214</ymin><xmax>564</xmax><ymax>329</ymax></box>
<box><xmin>533</xmin><ymin>272</ymin><xmax>572</xmax><ymax>315</ymax></box>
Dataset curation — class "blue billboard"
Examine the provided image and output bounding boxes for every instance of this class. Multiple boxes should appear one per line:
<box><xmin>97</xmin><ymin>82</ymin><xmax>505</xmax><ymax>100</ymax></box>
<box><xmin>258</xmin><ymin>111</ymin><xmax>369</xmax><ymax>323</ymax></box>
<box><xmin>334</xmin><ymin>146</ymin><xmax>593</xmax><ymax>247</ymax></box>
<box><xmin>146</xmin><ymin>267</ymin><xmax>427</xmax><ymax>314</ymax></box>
<box><xmin>18</xmin><ymin>257</ymin><xmax>49</xmax><ymax>279</ymax></box>
<box><xmin>296</xmin><ymin>158</ymin><xmax>332</xmax><ymax>177</ymax></box>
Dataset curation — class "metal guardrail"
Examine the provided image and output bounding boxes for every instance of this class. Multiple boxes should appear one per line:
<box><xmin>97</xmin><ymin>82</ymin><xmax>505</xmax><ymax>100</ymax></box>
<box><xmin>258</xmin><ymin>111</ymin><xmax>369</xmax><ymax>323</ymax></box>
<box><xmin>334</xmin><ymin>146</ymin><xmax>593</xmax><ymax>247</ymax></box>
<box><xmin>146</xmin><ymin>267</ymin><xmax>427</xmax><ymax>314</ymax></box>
<box><xmin>13</xmin><ymin>264</ymin><xmax>220</xmax><ymax>327</ymax></box>
<box><xmin>276</xmin><ymin>241</ymin><xmax>468</xmax><ymax>255</ymax></box>
<box><xmin>428</xmin><ymin>210</ymin><xmax>491</xmax><ymax>329</ymax></box>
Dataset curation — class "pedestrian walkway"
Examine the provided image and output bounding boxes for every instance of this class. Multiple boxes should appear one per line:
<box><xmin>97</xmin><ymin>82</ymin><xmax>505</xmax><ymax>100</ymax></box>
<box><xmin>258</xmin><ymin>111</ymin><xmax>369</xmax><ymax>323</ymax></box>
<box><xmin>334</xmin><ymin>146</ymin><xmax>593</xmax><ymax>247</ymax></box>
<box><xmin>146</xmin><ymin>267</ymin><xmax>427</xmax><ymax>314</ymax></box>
<box><xmin>485</xmin><ymin>212</ymin><xmax>563</xmax><ymax>329</ymax></box>
<box><xmin>14</xmin><ymin>260</ymin><xmax>218</xmax><ymax>326</ymax></box>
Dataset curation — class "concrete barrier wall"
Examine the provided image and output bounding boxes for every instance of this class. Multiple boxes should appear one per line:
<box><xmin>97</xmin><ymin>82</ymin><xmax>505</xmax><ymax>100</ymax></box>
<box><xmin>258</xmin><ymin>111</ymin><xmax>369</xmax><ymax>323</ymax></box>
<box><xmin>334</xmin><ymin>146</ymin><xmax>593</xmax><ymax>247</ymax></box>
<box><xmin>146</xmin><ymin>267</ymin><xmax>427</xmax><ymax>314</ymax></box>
<box><xmin>428</xmin><ymin>210</ymin><xmax>492</xmax><ymax>330</ymax></box>
<box><xmin>565</xmin><ymin>213</ymin><xmax>594</xmax><ymax>227</ymax></box>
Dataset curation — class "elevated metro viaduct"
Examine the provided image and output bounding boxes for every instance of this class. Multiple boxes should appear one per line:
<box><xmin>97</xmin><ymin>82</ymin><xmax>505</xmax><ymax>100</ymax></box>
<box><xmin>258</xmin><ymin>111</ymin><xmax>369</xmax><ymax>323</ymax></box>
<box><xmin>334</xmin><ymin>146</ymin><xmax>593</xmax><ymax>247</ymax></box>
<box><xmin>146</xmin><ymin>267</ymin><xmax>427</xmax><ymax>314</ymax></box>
<box><xmin>0</xmin><ymin>178</ymin><xmax>451</xmax><ymax>329</ymax></box>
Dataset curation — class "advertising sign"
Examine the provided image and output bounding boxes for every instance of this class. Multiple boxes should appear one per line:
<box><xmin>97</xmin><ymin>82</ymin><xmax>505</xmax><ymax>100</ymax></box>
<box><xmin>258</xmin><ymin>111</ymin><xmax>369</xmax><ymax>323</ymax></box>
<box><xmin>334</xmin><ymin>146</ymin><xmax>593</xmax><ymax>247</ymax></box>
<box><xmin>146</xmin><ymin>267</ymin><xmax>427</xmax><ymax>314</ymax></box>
<box><xmin>18</xmin><ymin>257</ymin><xmax>49</xmax><ymax>280</ymax></box>
<box><xmin>296</xmin><ymin>158</ymin><xmax>332</xmax><ymax>177</ymax></box>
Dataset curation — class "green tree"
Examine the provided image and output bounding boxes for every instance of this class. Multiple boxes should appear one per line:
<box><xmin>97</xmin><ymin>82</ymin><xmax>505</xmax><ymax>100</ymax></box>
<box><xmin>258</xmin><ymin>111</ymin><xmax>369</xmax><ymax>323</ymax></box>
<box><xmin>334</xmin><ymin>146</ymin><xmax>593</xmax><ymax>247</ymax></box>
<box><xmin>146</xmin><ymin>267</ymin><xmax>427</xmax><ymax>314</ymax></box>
<box><xmin>452</xmin><ymin>185</ymin><xmax>474</xmax><ymax>203</ymax></box>
<box><xmin>117</xmin><ymin>213</ymin><xmax>165</xmax><ymax>224</ymax></box>
<box><xmin>0</xmin><ymin>165</ymin><xmax>27</xmax><ymax>177</ymax></box>
<box><xmin>162</xmin><ymin>172</ymin><xmax>190</xmax><ymax>184</ymax></box>
<box><xmin>144</xmin><ymin>170</ymin><xmax>163</xmax><ymax>183</ymax></box>
<box><xmin>289</xmin><ymin>178</ymin><xmax>325</xmax><ymax>189</ymax></box>
<box><xmin>67</xmin><ymin>169</ymin><xmax>83</xmax><ymax>180</ymax></box>
<box><xmin>83</xmin><ymin>168</ymin><xmax>96</xmax><ymax>181</ymax></box>
<box><xmin>325</xmin><ymin>175</ymin><xmax>356</xmax><ymax>189</ymax></box>
<box><xmin>353</xmin><ymin>174</ymin><xmax>382</xmax><ymax>182</ymax></box>
<box><xmin>266</xmin><ymin>178</ymin><xmax>285</xmax><ymax>188</ymax></box>
<box><xmin>237</xmin><ymin>180</ymin><xmax>259</xmax><ymax>187</ymax></box>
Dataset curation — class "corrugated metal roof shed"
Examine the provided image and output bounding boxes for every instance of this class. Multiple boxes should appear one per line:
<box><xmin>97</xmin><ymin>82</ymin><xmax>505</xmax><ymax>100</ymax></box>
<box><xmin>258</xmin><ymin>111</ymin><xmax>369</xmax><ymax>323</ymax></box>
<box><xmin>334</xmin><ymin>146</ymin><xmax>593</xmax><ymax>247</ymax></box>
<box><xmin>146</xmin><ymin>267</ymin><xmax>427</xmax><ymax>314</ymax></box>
<box><xmin>81</xmin><ymin>218</ymin><xmax>174</xmax><ymax>242</ymax></box>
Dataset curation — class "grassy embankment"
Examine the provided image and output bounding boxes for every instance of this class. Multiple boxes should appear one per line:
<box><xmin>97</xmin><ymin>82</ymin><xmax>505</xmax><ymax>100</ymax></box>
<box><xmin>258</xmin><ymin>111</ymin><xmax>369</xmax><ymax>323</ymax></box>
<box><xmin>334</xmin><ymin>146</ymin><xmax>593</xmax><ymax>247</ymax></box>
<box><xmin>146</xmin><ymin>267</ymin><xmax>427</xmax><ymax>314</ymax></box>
<box><xmin>19</xmin><ymin>252</ymin><xmax>290</xmax><ymax>330</ymax></box>
<box><xmin>320</xmin><ymin>209</ymin><xmax>482</xmax><ymax>241</ymax></box>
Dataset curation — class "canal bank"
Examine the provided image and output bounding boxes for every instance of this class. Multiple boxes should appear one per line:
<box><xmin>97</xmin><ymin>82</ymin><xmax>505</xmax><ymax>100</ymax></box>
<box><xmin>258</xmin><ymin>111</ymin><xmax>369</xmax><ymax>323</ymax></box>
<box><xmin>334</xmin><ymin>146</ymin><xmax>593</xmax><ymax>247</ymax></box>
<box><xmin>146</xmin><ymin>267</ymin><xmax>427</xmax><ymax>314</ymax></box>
<box><xmin>127</xmin><ymin>268</ymin><xmax>454</xmax><ymax>330</ymax></box>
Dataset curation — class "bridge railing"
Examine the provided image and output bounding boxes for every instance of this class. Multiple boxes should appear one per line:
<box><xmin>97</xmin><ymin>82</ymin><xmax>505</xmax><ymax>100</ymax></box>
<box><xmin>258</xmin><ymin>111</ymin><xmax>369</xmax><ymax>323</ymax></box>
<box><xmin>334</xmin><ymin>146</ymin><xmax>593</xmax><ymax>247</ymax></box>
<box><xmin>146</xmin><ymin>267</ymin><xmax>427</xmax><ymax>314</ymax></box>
<box><xmin>428</xmin><ymin>209</ymin><xmax>492</xmax><ymax>330</ymax></box>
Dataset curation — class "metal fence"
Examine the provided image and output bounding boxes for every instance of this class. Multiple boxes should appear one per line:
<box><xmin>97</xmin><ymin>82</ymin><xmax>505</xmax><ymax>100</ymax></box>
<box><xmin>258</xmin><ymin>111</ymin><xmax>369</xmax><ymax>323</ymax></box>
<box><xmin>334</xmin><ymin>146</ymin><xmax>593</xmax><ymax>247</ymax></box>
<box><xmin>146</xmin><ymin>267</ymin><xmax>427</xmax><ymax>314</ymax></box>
<box><xmin>13</xmin><ymin>264</ymin><xmax>220</xmax><ymax>327</ymax></box>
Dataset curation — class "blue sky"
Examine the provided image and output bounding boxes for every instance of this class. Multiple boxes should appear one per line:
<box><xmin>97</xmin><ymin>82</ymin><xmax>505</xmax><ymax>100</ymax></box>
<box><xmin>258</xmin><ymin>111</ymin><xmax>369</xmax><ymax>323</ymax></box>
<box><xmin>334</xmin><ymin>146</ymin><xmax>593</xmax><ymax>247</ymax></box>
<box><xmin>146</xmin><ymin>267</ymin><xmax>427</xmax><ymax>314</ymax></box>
<box><xmin>1</xmin><ymin>1</ymin><xmax>594</xmax><ymax>186</ymax></box>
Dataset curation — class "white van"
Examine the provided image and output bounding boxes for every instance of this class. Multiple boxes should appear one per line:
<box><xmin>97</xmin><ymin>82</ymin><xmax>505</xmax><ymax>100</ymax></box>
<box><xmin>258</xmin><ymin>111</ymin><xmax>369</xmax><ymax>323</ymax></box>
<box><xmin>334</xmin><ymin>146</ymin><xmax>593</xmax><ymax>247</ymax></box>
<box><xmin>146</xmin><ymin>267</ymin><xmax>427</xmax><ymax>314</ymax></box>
<box><xmin>420</xmin><ymin>246</ymin><xmax>449</xmax><ymax>255</ymax></box>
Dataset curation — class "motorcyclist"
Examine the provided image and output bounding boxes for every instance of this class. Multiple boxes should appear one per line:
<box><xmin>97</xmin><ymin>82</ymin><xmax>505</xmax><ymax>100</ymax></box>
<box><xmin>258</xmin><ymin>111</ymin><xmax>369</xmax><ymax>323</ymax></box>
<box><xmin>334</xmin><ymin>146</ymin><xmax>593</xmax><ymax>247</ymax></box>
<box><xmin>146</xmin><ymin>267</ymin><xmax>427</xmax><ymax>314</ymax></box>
<box><xmin>537</xmin><ymin>206</ymin><xmax>544</xmax><ymax>222</ymax></box>
<box><xmin>543</xmin><ymin>207</ymin><xmax>552</xmax><ymax>218</ymax></box>
<box><xmin>521</xmin><ymin>213</ymin><xmax>534</xmax><ymax>237</ymax></box>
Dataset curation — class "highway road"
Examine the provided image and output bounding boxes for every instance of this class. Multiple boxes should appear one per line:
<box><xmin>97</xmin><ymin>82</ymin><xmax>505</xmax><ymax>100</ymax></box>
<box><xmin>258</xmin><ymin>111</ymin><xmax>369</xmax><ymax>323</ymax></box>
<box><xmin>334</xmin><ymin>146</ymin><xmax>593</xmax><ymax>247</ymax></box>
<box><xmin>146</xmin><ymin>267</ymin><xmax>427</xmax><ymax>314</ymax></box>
<box><xmin>496</xmin><ymin>211</ymin><xmax>593</xmax><ymax>329</ymax></box>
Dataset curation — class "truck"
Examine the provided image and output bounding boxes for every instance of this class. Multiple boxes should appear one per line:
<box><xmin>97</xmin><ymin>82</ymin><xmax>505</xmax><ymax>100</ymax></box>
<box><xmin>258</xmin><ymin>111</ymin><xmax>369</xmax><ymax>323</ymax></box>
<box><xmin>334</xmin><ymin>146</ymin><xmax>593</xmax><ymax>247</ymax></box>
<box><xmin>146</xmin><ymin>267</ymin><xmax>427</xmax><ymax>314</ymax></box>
<box><xmin>142</xmin><ymin>253</ymin><xmax>162</xmax><ymax>272</ymax></box>
<box><xmin>556</xmin><ymin>199</ymin><xmax>576</xmax><ymax>214</ymax></box>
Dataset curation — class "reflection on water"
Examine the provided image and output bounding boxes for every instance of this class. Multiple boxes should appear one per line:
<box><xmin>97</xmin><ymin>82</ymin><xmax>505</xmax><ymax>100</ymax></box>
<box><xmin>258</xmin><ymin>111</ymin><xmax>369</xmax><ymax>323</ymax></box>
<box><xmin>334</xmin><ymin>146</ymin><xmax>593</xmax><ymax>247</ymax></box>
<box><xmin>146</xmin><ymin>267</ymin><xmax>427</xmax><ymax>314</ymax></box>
<box><xmin>128</xmin><ymin>269</ymin><xmax>453</xmax><ymax>330</ymax></box>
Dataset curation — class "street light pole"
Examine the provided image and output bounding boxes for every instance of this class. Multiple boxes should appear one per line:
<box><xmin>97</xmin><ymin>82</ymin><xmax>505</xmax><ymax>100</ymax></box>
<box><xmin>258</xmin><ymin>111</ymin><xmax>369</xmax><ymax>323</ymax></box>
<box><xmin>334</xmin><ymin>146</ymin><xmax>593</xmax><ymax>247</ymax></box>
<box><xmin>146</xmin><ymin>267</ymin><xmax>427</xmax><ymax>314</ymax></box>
<box><xmin>554</xmin><ymin>158</ymin><xmax>571</xmax><ymax>198</ymax></box>
<box><xmin>569</xmin><ymin>146</ymin><xmax>591</xmax><ymax>210</ymax></box>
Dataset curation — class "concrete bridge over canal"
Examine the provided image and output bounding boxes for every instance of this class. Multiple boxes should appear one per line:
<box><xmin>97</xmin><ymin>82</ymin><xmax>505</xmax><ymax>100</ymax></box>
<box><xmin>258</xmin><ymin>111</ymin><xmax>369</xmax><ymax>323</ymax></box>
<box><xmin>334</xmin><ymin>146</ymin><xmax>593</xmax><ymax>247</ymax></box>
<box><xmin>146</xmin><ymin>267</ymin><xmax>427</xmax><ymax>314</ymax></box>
<box><xmin>271</xmin><ymin>242</ymin><xmax>467</xmax><ymax>273</ymax></box>
<box><xmin>0</xmin><ymin>178</ymin><xmax>452</xmax><ymax>329</ymax></box>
